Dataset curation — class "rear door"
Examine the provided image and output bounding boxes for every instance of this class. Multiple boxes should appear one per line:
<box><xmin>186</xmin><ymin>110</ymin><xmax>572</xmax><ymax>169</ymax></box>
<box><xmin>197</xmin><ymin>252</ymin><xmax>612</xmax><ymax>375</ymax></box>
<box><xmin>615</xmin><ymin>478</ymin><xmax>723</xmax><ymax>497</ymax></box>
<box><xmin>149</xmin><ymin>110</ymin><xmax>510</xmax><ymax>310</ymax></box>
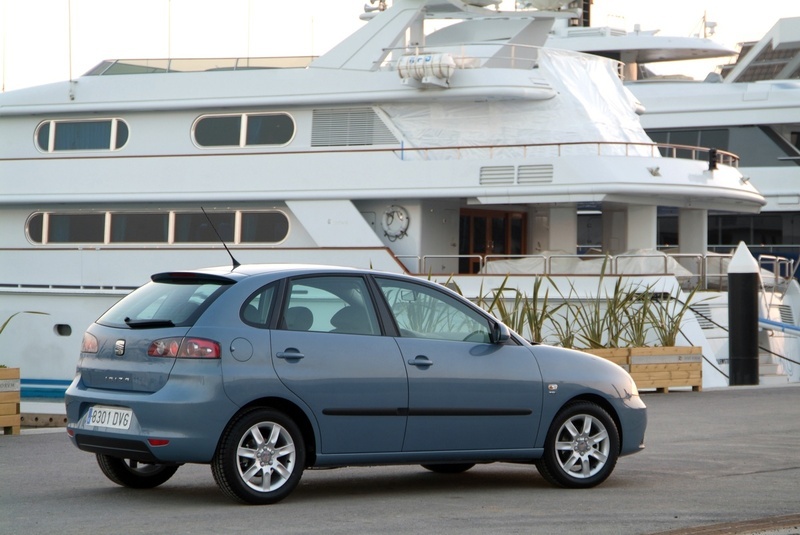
<box><xmin>270</xmin><ymin>275</ymin><xmax>408</xmax><ymax>454</ymax></box>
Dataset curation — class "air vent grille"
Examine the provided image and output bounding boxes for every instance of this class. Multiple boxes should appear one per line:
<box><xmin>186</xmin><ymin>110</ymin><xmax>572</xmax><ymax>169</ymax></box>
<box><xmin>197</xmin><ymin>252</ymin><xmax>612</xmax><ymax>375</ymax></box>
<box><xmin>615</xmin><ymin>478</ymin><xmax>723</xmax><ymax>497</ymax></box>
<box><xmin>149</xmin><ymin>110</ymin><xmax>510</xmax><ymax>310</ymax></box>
<box><xmin>778</xmin><ymin>304</ymin><xmax>794</xmax><ymax>324</ymax></box>
<box><xmin>517</xmin><ymin>164</ymin><xmax>554</xmax><ymax>184</ymax></box>
<box><xmin>690</xmin><ymin>303</ymin><xmax>715</xmax><ymax>330</ymax></box>
<box><xmin>479</xmin><ymin>166</ymin><xmax>515</xmax><ymax>185</ymax></box>
<box><xmin>312</xmin><ymin>108</ymin><xmax>397</xmax><ymax>147</ymax></box>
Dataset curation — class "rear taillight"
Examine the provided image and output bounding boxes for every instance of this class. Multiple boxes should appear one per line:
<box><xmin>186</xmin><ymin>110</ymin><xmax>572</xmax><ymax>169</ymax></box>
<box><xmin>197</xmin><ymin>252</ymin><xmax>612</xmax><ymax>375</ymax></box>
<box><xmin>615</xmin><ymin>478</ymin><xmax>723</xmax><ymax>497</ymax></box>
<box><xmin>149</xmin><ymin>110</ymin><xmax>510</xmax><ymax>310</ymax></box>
<box><xmin>81</xmin><ymin>332</ymin><xmax>98</xmax><ymax>354</ymax></box>
<box><xmin>148</xmin><ymin>337</ymin><xmax>221</xmax><ymax>359</ymax></box>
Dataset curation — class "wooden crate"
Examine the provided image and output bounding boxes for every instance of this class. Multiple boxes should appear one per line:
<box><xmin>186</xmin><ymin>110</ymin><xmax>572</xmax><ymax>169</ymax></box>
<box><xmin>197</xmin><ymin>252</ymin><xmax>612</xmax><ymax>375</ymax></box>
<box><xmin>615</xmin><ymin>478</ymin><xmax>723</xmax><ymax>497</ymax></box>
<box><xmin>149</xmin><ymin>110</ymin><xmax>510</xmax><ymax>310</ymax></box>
<box><xmin>586</xmin><ymin>347</ymin><xmax>702</xmax><ymax>393</ymax></box>
<box><xmin>0</xmin><ymin>368</ymin><xmax>21</xmax><ymax>435</ymax></box>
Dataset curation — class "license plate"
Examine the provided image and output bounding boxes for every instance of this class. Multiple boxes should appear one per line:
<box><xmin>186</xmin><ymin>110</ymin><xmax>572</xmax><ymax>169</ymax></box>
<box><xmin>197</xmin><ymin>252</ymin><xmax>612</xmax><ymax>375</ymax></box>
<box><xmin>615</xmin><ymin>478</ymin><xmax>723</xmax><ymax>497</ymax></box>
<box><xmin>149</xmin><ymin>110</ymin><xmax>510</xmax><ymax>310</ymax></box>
<box><xmin>85</xmin><ymin>406</ymin><xmax>132</xmax><ymax>430</ymax></box>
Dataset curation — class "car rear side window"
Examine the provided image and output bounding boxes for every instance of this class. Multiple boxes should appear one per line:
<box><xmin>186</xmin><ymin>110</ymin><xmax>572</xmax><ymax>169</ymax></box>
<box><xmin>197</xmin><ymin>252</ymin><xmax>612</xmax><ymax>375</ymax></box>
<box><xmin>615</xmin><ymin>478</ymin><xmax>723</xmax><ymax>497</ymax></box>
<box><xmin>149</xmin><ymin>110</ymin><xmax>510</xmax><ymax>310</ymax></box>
<box><xmin>242</xmin><ymin>284</ymin><xmax>277</xmax><ymax>327</ymax></box>
<box><xmin>98</xmin><ymin>276</ymin><xmax>232</xmax><ymax>328</ymax></box>
<box><xmin>280</xmin><ymin>276</ymin><xmax>380</xmax><ymax>336</ymax></box>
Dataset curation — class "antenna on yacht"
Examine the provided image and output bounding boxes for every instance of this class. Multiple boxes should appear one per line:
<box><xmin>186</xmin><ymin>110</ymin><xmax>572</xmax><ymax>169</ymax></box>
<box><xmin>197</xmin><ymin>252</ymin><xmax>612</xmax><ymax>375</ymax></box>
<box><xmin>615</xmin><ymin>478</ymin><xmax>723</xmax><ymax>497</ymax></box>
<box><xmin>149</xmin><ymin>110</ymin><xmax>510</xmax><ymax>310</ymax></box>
<box><xmin>201</xmin><ymin>207</ymin><xmax>241</xmax><ymax>270</ymax></box>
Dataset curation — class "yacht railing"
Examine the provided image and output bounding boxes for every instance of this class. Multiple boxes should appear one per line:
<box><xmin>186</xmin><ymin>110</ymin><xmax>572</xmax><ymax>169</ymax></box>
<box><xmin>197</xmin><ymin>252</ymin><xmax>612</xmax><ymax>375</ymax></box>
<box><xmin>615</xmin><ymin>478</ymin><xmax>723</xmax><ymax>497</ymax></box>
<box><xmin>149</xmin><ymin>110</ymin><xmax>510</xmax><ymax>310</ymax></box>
<box><xmin>394</xmin><ymin>141</ymin><xmax>738</xmax><ymax>166</ymax></box>
<box><xmin>417</xmin><ymin>251</ymin><xmax>793</xmax><ymax>291</ymax></box>
<box><xmin>380</xmin><ymin>42</ymin><xmax>618</xmax><ymax>73</ymax></box>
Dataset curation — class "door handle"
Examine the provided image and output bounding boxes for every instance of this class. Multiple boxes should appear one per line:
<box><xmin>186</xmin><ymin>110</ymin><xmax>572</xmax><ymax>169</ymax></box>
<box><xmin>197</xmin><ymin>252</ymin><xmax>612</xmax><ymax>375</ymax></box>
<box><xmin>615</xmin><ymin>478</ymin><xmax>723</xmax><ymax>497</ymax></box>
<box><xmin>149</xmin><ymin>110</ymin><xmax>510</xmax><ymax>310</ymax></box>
<box><xmin>407</xmin><ymin>355</ymin><xmax>433</xmax><ymax>368</ymax></box>
<box><xmin>276</xmin><ymin>350</ymin><xmax>305</xmax><ymax>360</ymax></box>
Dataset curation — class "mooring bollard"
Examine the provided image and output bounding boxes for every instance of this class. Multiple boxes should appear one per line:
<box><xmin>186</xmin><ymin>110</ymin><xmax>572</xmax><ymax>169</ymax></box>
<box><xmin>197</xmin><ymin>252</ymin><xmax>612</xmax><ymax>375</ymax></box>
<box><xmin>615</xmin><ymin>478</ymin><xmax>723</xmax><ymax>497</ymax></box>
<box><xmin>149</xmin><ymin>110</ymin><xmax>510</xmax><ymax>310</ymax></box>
<box><xmin>727</xmin><ymin>242</ymin><xmax>759</xmax><ymax>385</ymax></box>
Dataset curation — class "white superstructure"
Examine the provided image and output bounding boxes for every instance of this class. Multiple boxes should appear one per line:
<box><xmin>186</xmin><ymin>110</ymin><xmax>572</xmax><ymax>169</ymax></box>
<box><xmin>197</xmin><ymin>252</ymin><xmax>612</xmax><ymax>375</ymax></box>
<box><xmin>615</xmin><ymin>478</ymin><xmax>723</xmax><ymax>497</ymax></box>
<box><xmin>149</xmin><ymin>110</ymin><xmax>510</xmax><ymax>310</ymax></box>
<box><xmin>0</xmin><ymin>0</ymin><xmax>770</xmax><ymax>395</ymax></box>
<box><xmin>538</xmin><ymin>9</ymin><xmax>800</xmax><ymax>386</ymax></box>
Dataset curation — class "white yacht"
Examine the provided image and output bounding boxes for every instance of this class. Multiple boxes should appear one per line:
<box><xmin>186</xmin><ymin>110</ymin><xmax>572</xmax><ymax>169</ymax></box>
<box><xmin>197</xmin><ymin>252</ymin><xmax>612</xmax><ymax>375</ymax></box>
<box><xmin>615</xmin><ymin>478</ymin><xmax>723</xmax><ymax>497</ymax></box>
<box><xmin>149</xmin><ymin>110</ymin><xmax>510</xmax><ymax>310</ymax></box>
<box><xmin>0</xmin><ymin>0</ymin><xmax>772</xmax><ymax>396</ymax></box>
<box><xmin>534</xmin><ymin>6</ymin><xmax>800</xmax><ymax>387</ymax></box>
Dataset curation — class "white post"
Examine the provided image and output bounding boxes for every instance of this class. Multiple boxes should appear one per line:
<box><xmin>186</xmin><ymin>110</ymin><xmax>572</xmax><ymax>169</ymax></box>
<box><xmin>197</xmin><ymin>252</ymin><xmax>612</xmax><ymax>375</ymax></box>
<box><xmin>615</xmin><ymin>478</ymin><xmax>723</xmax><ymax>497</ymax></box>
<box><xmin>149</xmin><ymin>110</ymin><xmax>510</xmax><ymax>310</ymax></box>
<box><xmin>678</xmin><ymin>208</ymin><xmax>708</xmax><ymax>255</ymax></box>
<box><xmin>549</xmin><ymin>206</ymin><xmax>578</xmax><ymax>254</ymax></box>
<box><xmin>626</xmin><ymin>205</ymin><xmax>658</xmax><ymax>251</ymax></box>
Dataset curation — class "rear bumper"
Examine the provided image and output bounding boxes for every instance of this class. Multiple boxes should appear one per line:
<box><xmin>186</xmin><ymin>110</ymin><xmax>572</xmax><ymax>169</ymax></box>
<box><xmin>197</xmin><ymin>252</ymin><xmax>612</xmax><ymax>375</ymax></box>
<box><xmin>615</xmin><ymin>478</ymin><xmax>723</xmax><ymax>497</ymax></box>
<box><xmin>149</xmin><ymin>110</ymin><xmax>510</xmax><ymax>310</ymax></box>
<box><xmin>65</xmin><ymin>370</ymin><xmax>240</xmax><ymax>463</ymax></box>
<box><xmin>73</xmin><ymin>434</ymin><xmax>161</xmax><ymax>463</ymax></box>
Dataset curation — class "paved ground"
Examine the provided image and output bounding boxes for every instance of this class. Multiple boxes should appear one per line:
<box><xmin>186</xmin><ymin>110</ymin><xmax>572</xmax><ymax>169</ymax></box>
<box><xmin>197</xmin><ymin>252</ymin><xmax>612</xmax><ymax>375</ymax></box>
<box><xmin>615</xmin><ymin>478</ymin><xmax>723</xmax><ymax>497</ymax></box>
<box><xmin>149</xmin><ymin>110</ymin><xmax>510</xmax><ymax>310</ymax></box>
<box><xmin>2</xmin><ymin>384</ymin><xmax>800</xmax><ymax>535</ymax></box>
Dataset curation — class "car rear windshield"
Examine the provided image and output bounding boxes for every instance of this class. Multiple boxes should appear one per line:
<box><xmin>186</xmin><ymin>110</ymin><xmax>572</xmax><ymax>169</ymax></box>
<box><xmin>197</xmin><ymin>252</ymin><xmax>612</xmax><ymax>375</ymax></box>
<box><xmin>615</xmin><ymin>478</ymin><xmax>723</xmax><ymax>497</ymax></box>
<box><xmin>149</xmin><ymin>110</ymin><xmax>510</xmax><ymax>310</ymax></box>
<box><xmin>97</xmin><ymin>275</ymin><xmax>233</xmax><ymax>329</ymax></box>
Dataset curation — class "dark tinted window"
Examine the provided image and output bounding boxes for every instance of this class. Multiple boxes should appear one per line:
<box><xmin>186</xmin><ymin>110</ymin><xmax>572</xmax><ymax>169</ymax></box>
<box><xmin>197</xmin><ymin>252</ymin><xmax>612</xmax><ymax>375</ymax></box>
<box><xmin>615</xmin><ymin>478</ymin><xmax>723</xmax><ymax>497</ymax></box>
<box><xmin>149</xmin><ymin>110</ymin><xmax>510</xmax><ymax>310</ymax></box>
<box><xmin>36</xmin><ymin>123</ymin><xmax>50</xmax><ymax>151</ymax></box>
<box><xmin>194</xmin><ymin>116</ymin><xmax>242</xmax><ymax>147</ymax></box>
<box><xmin>246</xmin><ymin>114</ymin><xmax>294</xmax><ymax>146</ymax></box>
<box><xmin>110</xmin><ymin>213</ymin><xmax>168</xmax><ymax>243</ymax></box>
<box><xmin>241</xmin><ymin>212</ymin><xmax>289</xmax><ymax>243</ymax></box>
<box><xmin>48</xmin><ymin>214</ymin><xmax>105</xmax><ymax>243</ymax></box>
<box><xmin>174</xmin><ymin>212</ymin><xmax>235</xmax><ymax>243</ymax></box>
<box><xmin>116</xmin><ymin>121</ymin><xmax>130</xmax><ymax>148</ymax></box>
<box><xmin>55</xmin><ymin>121</ymin><xmax>112</xmax><ymax>151</ymax></box>
<box><xmin>27</xmin><ymin>213</ymin><xmax>44</xmax><ymax>243</ymax></box>
<box><xmin>36</xmin><ymin>119</ymin><xmax>128</xmax><ymax>152</ymax></box>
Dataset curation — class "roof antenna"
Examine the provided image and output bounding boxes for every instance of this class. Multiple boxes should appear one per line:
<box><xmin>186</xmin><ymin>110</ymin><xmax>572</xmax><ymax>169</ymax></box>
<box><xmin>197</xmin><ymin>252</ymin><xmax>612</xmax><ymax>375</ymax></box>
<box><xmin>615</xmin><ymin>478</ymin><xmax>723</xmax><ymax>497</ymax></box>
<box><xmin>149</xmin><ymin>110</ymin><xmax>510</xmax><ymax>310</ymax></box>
<box><xmin>201</xmin><ymin>207</ymin><xmax>241</xmax><ymax>270</ymax></box>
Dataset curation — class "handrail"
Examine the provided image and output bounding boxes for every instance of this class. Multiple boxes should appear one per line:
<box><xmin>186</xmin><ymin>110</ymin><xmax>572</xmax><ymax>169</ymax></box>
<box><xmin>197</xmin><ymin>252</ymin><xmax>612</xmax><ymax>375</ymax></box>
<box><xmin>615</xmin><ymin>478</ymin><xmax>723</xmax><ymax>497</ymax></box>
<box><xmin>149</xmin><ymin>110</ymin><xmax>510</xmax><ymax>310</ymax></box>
<box><xmin>422</xmin><ymin>254</ymin><xmax>482</xmax><ymax>274</ymax></box>
<box><xmin>395</xmin><ymin>255</ymin><xmax>422</xmax><ymax>273</ymax></box>
<box><xmin>395</xmin><ymin>141</ymin><xmax>738</xmax><ymax>166</ymax></box>
<box><xmin>411</xmin><ymin>251</ymin><xmax>798</xmax><ymax>292</ymax></box>
<box><xmin>380</xmin><ymin>42</ymin><xmax>623</xmax><ymax>73</ymax></box>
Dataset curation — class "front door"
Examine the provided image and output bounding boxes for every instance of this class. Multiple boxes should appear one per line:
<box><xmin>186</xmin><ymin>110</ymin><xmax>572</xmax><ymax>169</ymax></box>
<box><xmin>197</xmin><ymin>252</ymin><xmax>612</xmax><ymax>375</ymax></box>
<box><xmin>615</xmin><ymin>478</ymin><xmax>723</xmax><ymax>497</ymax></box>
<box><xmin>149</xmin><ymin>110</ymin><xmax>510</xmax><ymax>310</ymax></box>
<box><xmin>374</xmin><ymin>276</ymin><xmax>542</xmax><ymax>452</ymax></box>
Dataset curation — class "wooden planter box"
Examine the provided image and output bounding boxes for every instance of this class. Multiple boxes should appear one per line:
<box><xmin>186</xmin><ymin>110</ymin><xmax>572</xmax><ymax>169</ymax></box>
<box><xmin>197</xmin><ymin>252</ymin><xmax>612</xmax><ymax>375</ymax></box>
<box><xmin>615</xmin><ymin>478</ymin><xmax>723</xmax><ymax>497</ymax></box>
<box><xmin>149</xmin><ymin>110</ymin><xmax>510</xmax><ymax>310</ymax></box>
<box><xmin>0</xmin><ymin>368</ymin><xmax>21</xmax><ymax>435</ymax></box>
<box><xmin>586</xmin><ymin>347</ymin><xmax>702</xmax><ymax>393</ymax></box>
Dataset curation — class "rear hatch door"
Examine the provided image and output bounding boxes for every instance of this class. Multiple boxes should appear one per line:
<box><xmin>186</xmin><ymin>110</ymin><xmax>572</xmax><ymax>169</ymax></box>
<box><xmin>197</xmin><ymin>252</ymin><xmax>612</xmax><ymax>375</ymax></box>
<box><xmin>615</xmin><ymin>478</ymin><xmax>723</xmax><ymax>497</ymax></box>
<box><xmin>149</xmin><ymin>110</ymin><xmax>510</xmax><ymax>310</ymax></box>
<box><xmin>78</xmin><ymin>272</ymin><xmax>234</xmax><ymax>393</ymax></box>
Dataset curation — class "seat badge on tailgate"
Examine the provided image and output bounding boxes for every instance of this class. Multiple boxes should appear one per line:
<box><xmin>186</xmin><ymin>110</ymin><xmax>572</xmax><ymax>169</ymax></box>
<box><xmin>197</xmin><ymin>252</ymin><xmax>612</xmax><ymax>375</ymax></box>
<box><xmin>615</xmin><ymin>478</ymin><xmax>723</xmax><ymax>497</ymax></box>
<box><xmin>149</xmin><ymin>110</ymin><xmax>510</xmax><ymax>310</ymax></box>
<box><xmin>114</xmin><ymin>340</ymin><xmax>126</xmax><ymax>356</ymax></box>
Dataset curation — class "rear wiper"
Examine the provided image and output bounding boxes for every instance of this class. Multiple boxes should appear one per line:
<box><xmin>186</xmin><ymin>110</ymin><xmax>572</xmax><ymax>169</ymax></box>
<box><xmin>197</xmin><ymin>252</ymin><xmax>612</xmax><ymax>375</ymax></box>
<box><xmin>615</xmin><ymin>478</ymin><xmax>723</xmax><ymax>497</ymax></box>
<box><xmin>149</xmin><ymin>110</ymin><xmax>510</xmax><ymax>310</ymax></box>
<box><xmin>124</xmin><ymin>317</ymin><xmax>175</xmax><ymax>329</ymax></box>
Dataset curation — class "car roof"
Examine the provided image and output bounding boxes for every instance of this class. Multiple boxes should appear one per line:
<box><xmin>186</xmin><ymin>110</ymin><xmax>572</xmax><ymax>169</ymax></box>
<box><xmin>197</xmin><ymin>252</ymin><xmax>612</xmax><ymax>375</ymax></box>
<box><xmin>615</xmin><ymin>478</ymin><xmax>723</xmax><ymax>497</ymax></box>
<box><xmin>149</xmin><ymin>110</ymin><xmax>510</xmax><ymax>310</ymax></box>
<box><xmin>155</xmin><ymin>263</ymin><xmax>394</xmax><ymax>283</ymax></box>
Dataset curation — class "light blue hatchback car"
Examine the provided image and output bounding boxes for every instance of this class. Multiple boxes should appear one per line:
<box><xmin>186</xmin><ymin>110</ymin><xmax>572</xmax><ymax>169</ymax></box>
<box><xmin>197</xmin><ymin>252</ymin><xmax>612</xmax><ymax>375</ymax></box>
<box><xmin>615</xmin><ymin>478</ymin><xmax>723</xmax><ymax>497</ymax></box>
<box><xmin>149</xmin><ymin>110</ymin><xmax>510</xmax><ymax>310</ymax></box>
<box><xmin>66</xmin><ymin>264</ymin><xmax>646</xmax><ymax>504</ymax></box>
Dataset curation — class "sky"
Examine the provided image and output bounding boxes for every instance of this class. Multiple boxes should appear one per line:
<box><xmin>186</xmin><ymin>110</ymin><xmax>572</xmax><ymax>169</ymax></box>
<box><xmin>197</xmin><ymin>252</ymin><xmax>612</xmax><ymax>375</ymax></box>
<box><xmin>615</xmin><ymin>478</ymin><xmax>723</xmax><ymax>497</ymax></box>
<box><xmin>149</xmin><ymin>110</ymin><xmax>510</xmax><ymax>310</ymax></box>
<box><xmin>1</xmin><ymin>0</ymin><xmax>798</xmax><ymax>92</ymax></box>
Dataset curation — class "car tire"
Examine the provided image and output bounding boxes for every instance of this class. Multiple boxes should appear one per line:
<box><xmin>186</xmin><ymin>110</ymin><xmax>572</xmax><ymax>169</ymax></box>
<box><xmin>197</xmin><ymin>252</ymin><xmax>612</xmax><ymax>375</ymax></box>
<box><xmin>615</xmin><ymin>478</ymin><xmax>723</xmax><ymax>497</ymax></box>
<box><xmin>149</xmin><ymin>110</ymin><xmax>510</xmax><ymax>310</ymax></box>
<box><xmin>212</xmin><ymin>408</ymin><xmax>305</xmax><ymax>505</ymax></box>
<box><xmin>535</xmin><ymin>401</ymin><xmax>619</xmax><ymax>488</ymax></box>
<box><xmin>96</xmin><ymin>454</ymin><xmax>179</xmax><ymax>489</ymax></box>
<box><xmin>421</xmin><ymin>463</ymin><xmax>476</xmax><ymax>474</ymax></box>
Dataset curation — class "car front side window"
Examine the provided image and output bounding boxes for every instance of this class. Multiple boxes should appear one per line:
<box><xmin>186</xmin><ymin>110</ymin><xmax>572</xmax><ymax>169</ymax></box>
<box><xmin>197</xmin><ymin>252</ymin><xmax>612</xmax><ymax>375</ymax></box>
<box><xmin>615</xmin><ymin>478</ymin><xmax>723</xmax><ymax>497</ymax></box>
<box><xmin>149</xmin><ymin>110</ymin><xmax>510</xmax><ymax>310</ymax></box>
<box><xmin>375</xmin><ymin>278</ymin><xmax>491</xmax><ymax>343</ymax></box>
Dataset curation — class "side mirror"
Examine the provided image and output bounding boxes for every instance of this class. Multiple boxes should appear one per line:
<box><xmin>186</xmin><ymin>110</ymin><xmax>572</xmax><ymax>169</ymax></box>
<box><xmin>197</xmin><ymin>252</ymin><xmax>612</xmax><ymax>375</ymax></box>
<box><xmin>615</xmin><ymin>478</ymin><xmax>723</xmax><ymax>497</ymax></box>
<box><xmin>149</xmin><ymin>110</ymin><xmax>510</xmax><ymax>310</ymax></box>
<box><xmin>490</xmin><ymin>322</ymin><xmax>510</xmax><ymax>344</ymax></box>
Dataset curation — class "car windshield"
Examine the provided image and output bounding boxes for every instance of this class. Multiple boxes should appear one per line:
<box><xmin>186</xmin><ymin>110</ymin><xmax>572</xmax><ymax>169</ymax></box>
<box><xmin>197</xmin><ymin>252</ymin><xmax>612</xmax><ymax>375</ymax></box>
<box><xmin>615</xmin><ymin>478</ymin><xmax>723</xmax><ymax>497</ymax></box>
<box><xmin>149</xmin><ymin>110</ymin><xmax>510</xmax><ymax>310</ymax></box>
<box><xmin>98</xmin><ymin>277</ymin><xmax>232</xmax><ymax>328</ymax></box>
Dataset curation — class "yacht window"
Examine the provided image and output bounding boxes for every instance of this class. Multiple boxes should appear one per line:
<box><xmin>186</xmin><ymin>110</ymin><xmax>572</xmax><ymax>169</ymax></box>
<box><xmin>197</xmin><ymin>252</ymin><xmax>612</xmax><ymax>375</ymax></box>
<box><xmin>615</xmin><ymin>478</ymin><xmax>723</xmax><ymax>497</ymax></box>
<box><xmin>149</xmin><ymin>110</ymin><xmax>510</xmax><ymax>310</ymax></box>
<box><xmin>27</xmin><ymin>213</ymin><xmax>44</xmax><ymax>244</ymax></box>
<box><xmin>246</xmin><ymin>114</ymin><xmax>294</xmax><ymax>146</ymax></box>
<box><xmin>175</xmin><ymin>212</ymin><xmax>235</xmax><ymax>243</ymax></box>
<box><xmin>48</xmin><ymin>214</ymin><xmax>106</xmax><ymax>243</ymax></box>
<box><xmin>26</xmin><ymin>213</ymin><xmax>105</xmax><ymax>244</ymax></box>
<box><xmin>193</xmin><ymin>113</ymin><xmax>295</xmax><ymax>148</ymax></box>
<box><xmin>28</xmin><ymin>210</ymin><xmax>289</xmax><ymax>245</ymax></box>
<box><xmin>110</xmin><ymin>213</ymin><xmax>169</xmax><ymax>243</ymax></box>
<box><xmin>698</xmin><ymin>130</ymin><xmax>729</xmax><ymax>152</ymax></box>
<box><xmin>648</xmin><ymin>128</ymin><xmax>731</xmax><ymax>155</ymax></box>
<box><xmin>35</xmin><ymin>119</ymin><xmax>129</xmax><ymax>152</ymax></box>
<box><xmin>194</xmin><ymin>115</ymin><xmax>242</xmax><ymax>147</ymax></box>
<box><xmin>241</xmin><ymin>212</ymin><xmax>289</xmax><ymax>243</ymax></box>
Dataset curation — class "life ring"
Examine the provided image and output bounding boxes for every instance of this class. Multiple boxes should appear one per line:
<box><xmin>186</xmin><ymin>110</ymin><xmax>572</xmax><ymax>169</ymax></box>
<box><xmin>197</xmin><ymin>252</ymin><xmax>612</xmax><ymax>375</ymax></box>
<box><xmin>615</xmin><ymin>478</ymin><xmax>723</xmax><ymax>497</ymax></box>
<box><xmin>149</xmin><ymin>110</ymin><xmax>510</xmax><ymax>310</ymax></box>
<box><xmin>381</xmin><ymin>205</ymin><xmax>410</xmax><ymax>241</ymax></box>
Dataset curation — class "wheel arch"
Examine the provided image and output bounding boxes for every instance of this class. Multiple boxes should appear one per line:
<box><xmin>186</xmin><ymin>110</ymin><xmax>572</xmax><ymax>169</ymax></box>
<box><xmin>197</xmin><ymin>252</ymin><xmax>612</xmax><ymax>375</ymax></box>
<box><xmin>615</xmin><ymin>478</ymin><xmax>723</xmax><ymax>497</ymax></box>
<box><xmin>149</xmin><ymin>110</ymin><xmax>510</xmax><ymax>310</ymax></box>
<box><xmin>556</xmin><ymin>394</ymin><xmax>623</xmax><ymax>453</ymax></box>
<box><xmin>223</xmin><ymin>397</ymin><xmax>318</xmax><ymax>466</ymax></box>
